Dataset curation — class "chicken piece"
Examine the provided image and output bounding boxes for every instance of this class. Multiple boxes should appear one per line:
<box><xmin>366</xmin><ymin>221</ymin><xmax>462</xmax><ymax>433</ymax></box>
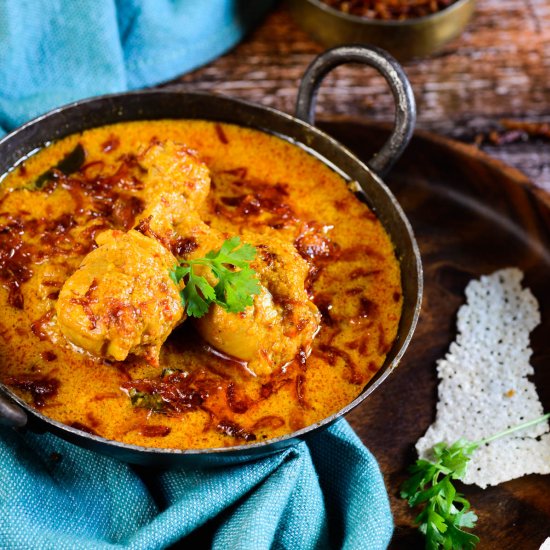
<box><xmin>136</xmin><ymin>141</ymin><xmax>211</xmax><ymax>241</ymax></box>
<box><xmin>56</xmin><ymin>230</ymin><xmax>184</xmax><ymax>364</ymax></box>
<box><xmin>55</xmin><ymin>140</ymin><xmax>209</xmax><ymax>363</ymax></box>
<box><xmin>174</xmin><ymin>212</ymin><xmax>224</xmax><ymax>257</ymax></box>
<box><xmin>195</xmin><ymin>233</ymin><xmax>321</xmax><ymax>376</ymax></box>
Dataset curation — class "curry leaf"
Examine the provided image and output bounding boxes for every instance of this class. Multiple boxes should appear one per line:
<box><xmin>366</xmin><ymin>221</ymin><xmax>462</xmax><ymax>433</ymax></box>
<box><xmin>127</xmin><ymin>388</ymin><xmax>164</xmax><ymax>412</ymax></box>
<box><xmin>34</xmin><ymin>144</ymin><xmax>86</xmax><ymax>188</ymax></box>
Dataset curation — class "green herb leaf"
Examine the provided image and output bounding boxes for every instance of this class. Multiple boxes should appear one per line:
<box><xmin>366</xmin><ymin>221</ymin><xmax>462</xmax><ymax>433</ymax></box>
<box><xmin>161</xmin><ymin>367</ymin><xmax>182</xmax><ymax>378</ymax></box>
<box><xmin>34</xmin><ymin>144</ymin><xmax>86</xmax><ymax>188</ymax></box>
<box><xmin>401</xmin><ymin>412</ymin><xmax>550</xmax><ymax>549</ymax></box>
<box><xmin>128</xmin><ymin>388</ymin><xmax>164</xmax><ymax>412</ymax></box>
<box><xmin>170</xmin><ymin>237</ymin><xmax>261</xmax><ymax>318</ymax></box>
<box><xmin>402</xmin><ymin>442</ymin><xmax>480</xmax><ymax>550</ymax></box>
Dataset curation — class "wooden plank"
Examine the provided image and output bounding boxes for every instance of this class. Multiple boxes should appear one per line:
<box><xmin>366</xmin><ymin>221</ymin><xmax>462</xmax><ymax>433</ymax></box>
<box><xmin>323</xmin><ymin>120</ymin><xmax>550</xmax><ymax>550</ymax></box>
<box><xmin>165</xmin><ymin>1</ymin><xmax>550</xmax><ymax>189</ymax></box>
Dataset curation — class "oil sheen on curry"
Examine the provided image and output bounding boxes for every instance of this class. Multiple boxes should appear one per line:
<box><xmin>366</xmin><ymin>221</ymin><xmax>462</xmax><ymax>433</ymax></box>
<box><xmin>0</xmin><ymin>120</ymin><xmax>402</xmax><ymax>449</ymax></box>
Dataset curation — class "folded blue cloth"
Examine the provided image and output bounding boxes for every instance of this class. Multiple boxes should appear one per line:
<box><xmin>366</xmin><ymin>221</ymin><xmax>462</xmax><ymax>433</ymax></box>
<box><xmin>0</xmin><ymin>0</ymin><xmax>273</xmax><ymax>133</ymax></box>
<box><xmin>0</xmin><ymin>420</ymin><xmax>392</xmax><ymax>549</ymax></box>
<box><xmin>0</xmin><ymin>1</ymin><xmax>394</xmax><ymax>548</ymax></box>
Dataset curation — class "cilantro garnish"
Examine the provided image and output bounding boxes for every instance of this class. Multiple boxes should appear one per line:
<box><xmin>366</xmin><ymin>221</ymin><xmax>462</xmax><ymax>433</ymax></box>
<box><xmin>401</xmin><ymin>413</ymin><xmax>550</xmax><ymax>549</ymax></box>
<box><xmin>170</xmin><ymin>236</ymin><xmax>261</xmax><ymax>318</ymax></box>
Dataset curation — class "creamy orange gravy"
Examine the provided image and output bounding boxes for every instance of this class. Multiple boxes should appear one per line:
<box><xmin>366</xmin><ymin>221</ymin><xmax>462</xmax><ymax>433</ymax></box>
<box><xmin>0</xmin><ymin>120</ymin><xmax>402</xmax><ymax>448</ymax></box>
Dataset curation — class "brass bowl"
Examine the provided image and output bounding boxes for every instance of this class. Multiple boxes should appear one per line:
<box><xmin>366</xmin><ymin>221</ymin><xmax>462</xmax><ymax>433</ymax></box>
<box><xmin>288</xmin><ymin>0</ymin><xmax>476</xmax><ymax>61</ymax></box>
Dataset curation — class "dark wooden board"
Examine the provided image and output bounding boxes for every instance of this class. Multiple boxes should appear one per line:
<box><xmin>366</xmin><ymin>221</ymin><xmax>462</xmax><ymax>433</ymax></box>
<box><xmin>319</xmin><ymin>120</ymin><xmax>550</xmax><ymax>549</ymax></box>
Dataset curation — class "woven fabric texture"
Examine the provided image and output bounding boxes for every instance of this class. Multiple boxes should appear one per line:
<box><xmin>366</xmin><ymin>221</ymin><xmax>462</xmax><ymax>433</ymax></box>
<box><xmin>0</xmin><ymin>420</ymin><xmax>393</xmax><ymax>549</ymax></box>
<box><xmin>0</xmin><ymin>0</ymin><xmax>272</xmax><ymax>133</ymax></box>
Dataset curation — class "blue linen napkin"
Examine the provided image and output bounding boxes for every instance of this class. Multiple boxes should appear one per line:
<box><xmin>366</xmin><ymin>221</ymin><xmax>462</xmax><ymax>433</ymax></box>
<box><xmin>0</xmin><ymin>1</ymin><xmax>394</xmax><ymax>548</ymax></box>
<box><xmin>0</xmin><ymin>420</ymin><xmax>392</xmax><ymax>549</ymax></box>
<box><xmin>0</xmin><ymin>0</ymin><xmax>273</xmax><ymax>133</ymax></box>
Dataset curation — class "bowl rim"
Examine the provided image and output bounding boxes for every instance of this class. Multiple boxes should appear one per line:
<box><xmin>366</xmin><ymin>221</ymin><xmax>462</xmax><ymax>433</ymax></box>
<box><xmin>304</xmin><ymin>0</ymin><xmax>475</xmax><ymax>26</ymax></box>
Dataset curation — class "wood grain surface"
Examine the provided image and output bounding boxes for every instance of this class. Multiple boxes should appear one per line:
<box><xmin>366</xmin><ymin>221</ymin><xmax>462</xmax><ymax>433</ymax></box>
<box><xmin>154</xmin><ymin>3</ymin><xmax>550</xmax><ymax>547</ymax></box>
<box><xmin>163</xmin><ymin>0</ymin><xmax>550</xmax><ymax>191</ymax></box>
<box><xmin>321</xmin><ymin>120</ymin><xmax>550</xmax><ymax>549</ymax></box>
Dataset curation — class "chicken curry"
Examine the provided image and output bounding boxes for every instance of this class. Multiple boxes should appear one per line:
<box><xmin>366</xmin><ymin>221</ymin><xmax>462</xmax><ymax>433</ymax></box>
<box><xmin>0</xmin><ymin>120</ymin><xmax>402</xmax><ymax>449</ymax></box>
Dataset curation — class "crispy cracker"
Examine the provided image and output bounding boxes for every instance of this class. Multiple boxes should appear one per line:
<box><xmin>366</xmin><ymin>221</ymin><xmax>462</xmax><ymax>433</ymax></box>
<box><xmin>416</xmin><ymin>268</ymin><xmax>550</xmax><ymax>488</ymax></box>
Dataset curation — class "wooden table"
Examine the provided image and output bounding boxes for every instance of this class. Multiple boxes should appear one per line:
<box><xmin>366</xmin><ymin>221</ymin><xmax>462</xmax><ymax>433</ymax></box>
<box><xmin>164</xmin><ymin>2</ymin><xmax>550</xmax><ymax>548</ymax></box>
<box><xmin>169</xmin><ymin>0</ymin><xmax>550</xmax><ymax>193</ymax></box>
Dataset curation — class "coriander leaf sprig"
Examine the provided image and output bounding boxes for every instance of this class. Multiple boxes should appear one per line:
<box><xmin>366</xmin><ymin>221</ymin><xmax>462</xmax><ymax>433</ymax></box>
<box><xmin>170</xmin><ymin>236</ymin><xmax>261</xmax><ymax>318</ymax></box>
<box><xmin>401</xmin><ymin>412</ymin><xmax>550</xmax><ymax>550</ymax></box>
<box><xmin>401</xmin><ymin>440</ymin><xmax>480</xmax><ymax>550</ymax></box>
